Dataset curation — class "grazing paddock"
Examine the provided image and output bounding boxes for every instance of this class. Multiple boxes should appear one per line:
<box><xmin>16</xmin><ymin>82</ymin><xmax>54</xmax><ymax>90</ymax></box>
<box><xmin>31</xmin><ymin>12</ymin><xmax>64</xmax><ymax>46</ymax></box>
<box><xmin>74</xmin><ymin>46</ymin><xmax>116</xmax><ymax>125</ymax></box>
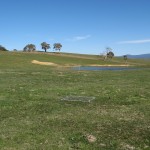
<box><xmin>0</xmin><ymin>52</ymin><xmax>150</xmax><ymax>149</ymax></box>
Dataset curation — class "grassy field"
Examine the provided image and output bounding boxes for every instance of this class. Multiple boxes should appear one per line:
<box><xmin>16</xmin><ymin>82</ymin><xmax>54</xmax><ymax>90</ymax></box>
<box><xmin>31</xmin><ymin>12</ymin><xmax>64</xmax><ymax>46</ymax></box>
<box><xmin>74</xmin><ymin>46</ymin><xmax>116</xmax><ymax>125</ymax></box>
<box><xmin>0</xmin><ymin>51</ymin><xmax>150</xmax><ymax>150</ymax></box>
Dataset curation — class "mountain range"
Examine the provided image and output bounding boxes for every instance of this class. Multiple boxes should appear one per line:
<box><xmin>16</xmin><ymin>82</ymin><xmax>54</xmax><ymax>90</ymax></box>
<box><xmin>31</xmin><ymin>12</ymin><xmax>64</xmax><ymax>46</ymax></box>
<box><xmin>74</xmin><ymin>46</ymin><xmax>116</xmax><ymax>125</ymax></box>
<box><xmin>122</xmin><ymin>53</ymin><xmax>150</xmax><ymax>59</ymax></box>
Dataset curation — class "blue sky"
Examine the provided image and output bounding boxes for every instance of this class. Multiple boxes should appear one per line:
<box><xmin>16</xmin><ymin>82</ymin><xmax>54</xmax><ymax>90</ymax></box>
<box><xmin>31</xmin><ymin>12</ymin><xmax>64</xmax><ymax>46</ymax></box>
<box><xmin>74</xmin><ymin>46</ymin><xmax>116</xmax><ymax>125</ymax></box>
<box><xmin>0</xmin><ymin>0</ymin><xmax>150</xmax><ymax>56</ymax></box>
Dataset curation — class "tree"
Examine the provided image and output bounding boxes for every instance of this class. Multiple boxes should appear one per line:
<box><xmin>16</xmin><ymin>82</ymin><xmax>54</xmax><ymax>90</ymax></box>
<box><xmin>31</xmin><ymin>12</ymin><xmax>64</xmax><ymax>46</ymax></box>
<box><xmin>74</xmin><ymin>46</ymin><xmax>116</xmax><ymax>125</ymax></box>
<box><xmin>106</xmin><ymin>47</ymin><xmax>112</xmax><ymax>53</ymax></box>
<box><xmin>41</xmin><ymin>42</ymin><xmax>50</xmax><ymax>52</ymax></box>
<box><xmin>53</xmin><ymin>43</ymin><xmax>62</xmax><ymax>52</ymax></box>
<box><xmin>0</xmin><ymin>45</ymin><xmax>8</xmax><ymax>51</ymax></box>
<box><xmin>103</xmin><ymin>47</ymin><xmax>114</xmax><ymax>60</ymax></box>
<box><xmin>123</xmin><ymin>55</ymin><xmax>127</xmax><ymax>62</ymax></box>
<box><xmin>23</xmin><ymin>44</ymin><xmax>36</xmax><ymax>52</ymax></box>
<box><xmin>107</xmin><ymin>51</ymin><xmax>114</xmax><ymax>59</ymax></box>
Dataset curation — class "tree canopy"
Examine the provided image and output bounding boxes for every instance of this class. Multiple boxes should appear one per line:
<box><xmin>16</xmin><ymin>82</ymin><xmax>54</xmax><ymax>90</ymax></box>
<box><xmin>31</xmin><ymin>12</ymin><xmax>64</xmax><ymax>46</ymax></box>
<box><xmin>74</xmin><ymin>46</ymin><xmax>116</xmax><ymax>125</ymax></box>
<box><xmin>41</xmin><ymin>42</ymin><xmax>50</xmax><ymax>52</ymax></box>
<box><xmin>106</xmin><ymin>47</ymin><xmax>112</xmax><ymax>53</ymax></box>
<box><xmin>103</xmin><ymin>47</ymin><xmax>114</xmax><ymax>60</ymax></box>
<box><xmin>53</xmin><ymin>43</ymin><xmax>62</xmax><ymax>52</ymax></box>
<box><xmin>0</xmin><ymin>45</ymin><xmax>8</xmax><ymax>51</ymax></box>
<box><xmin>107</xmin><ymin>51</ymin><xmax>114</xmax><ymax>59</ymax></box>
<box><xmin>23</xmin><ymin>44</ymin><xmax>36</xmax><ymax>52</ymax></box>
<box><xmin>123</xmin><ymin>55</ymin><xmax>127</xmax><ymax>62</ymax></box>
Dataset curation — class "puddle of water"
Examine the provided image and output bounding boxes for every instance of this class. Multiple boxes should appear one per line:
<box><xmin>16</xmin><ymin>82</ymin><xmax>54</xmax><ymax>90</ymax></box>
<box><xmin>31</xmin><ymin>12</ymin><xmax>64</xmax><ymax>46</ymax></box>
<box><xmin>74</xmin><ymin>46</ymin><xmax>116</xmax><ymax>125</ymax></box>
<box><xmin>72</xmin><ymin>66</ymin><xmax>140</xmax><ymax>71</ymax></box>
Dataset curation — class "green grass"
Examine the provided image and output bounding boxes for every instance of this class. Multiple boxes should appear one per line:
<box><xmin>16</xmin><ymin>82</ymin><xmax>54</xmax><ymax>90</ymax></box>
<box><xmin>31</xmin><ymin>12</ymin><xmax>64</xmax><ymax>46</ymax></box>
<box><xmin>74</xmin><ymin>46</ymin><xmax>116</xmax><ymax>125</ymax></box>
<box><xmin>0</xmin><ymin>51</ymin><xmax>150</xmax><ymax>149</ymax></box>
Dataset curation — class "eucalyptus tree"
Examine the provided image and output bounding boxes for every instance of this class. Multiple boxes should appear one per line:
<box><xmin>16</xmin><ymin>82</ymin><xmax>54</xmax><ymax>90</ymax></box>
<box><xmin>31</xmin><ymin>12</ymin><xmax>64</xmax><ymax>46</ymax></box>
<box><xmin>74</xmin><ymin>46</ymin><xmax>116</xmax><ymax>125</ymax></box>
<box><xmin>53</xmin><ymin>43</ymin><xmax>62</xmax><ymax>52</ymax></box>
<box><xmin>0</xmin><ymin>45</ymin><xmax>7</xmax><ymax>51</ymax></box>
<box><xmin>105</xmin><ymin>47</ymin><xmax>114</xmax><ymax>60</ymax></box>
<box><xmin>107</xmin><ymin>51</ymin><xmax>114</xmax><ymax>59</ymax></box>
<box><xmin>23</xmin><ymin>44</ymin><xmax>36</xmax><ymax>52</ymax></box>
<box><xmin>106</xmin><ymin>47</ymin><xmax>112</xmax><ymax>53</ymax></box>
<box><xmin>41</xmin><ymin>42</ymin><xmax>50</xmax><ymax>52</ymax></box>
<box><xmin>123</xmin><ymin>55</ymin><xmax>127</xmax><ymax>62</ymax></box>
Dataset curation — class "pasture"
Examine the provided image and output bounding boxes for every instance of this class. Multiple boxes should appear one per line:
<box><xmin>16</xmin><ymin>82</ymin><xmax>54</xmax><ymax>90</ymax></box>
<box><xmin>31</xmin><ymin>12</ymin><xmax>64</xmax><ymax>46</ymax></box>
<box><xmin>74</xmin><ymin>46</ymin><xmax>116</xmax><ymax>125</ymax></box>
<box><xmin>0</xmin><ymin>51</ymin><xmax>150</xmax><ymax>149</ymax></box>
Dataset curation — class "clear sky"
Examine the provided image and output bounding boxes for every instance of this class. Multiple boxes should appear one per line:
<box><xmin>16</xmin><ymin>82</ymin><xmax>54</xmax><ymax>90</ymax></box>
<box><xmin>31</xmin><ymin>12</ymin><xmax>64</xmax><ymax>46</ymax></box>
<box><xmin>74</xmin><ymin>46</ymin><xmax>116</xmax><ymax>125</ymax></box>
<box><xmin>0</xmin><ymin>0</ymin><xmax>150</xmax><ymax>56</ymax></box>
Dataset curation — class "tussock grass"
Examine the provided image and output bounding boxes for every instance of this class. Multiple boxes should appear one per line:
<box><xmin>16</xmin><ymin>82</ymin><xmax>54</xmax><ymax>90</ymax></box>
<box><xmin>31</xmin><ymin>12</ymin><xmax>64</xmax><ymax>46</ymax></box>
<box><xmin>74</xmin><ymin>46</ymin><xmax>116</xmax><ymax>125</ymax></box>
<box><xmin>0</xmin><ymin>51</ymin><xmax>150</xmax><ymax>149</ymax></box>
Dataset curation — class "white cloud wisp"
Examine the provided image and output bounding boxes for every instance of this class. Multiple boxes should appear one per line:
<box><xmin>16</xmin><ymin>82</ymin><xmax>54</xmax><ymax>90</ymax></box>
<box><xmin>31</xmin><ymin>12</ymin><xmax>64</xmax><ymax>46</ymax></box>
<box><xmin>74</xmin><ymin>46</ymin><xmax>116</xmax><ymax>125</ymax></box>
<box><xmin>118</xmin><ymin>39</ymin><xmax>150</xmax><ymax>44</ymax></box>
<box><xmin>66</xmin><ymin>35</ymin><xmax>91</xmax><ymax>41</ymax></box>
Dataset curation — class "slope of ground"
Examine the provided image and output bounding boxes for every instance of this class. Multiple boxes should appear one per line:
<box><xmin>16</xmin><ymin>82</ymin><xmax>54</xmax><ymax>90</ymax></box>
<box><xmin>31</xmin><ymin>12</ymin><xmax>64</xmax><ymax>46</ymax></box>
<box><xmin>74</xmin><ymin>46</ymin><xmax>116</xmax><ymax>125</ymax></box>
<box><xmin>0</xmin><ymin>51</ymin><xmax>150</xmax><ymax>149</ymax></box>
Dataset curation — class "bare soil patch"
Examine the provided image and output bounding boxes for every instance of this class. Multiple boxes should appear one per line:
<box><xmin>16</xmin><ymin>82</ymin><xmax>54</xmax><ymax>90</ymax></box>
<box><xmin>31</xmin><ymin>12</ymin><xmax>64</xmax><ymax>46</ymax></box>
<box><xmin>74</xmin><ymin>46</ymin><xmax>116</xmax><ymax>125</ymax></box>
<box><xmin>31</xmin><ymin>60</ymin><xmax>132</xmax><ymax>67</ymax></box>
<box><xmin>31</xmin><ymin>60</ymin><xmax>59</xmax><ymax>66</ymax></box>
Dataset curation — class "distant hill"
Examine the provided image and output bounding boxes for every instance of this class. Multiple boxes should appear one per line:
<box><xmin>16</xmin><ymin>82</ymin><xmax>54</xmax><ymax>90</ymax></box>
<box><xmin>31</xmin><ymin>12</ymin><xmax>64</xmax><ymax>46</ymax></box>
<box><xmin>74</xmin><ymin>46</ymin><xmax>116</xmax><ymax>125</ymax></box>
<box><xmin>123</xmin><ymin>54</ymin><xmax>150</xmax><ymax>59</ymax></box>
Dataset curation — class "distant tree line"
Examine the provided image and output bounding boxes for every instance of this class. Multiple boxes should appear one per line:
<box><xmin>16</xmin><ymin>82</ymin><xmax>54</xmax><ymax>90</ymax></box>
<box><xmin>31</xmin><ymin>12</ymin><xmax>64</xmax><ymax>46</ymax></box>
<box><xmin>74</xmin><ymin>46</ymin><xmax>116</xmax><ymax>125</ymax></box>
<box><xmin>1</xmin><ymin>43</ymin><xmax>128</xmax><ymax>62</ymax></box>
<box><xmin>23</xmin><ymin>42</ymin><xmax>62</xmax><ymax>53</ymax></box>
<box><xmin>0</xmin><ymin>42</ymin><xmax>62</xmax><ymax>53</ymax></box>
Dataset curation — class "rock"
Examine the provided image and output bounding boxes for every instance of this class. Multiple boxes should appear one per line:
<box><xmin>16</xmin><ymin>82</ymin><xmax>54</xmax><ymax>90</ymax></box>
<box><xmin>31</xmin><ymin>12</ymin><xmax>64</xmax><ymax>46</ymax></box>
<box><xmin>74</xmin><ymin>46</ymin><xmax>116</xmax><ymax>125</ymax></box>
<box><xmin>86</xmin><ymin>134</ymin><xmax>97</xmax><ymax>143</ymax></box>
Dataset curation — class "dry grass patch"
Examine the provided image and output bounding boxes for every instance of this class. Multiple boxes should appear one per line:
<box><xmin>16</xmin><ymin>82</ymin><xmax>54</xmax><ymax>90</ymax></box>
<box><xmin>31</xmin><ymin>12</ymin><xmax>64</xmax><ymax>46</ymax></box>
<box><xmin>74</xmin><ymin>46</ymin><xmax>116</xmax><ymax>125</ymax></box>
<box><xmin>31</xmin><ymin>60</ymin><xmax>59</xmax><ymax>66</ymax></box>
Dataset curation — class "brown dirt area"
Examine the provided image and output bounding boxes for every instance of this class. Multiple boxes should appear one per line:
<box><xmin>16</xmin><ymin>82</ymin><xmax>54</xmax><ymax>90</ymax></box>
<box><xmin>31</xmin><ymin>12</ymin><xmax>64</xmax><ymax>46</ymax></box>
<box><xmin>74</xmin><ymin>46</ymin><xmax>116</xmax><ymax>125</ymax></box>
<box><xmin>31</xmin><ymin>60</ymin><xmax>131</xmax><ymax>67</ymax></box>
<box><xmin>31</xmin><ymin>60</ymin><xmax>59</xmax><ymax>66</ymax></box>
